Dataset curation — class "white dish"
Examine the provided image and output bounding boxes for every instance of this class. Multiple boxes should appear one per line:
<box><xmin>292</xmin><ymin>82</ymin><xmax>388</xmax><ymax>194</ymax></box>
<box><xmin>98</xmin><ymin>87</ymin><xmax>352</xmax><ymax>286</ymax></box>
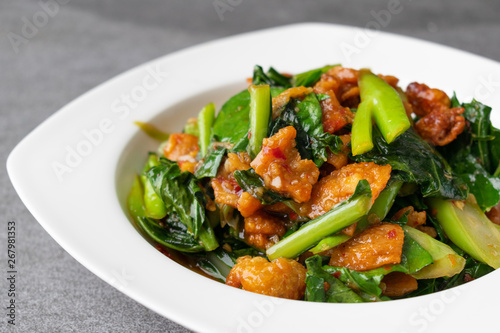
<box><xmin>7</xmin><ymin>23</ymin><xmax>500</xmax><ymax>333</ymax></box>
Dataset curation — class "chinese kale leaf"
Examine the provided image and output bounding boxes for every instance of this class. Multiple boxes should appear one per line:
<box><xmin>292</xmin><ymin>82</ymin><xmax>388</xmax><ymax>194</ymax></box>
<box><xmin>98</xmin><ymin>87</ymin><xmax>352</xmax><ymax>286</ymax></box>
<box><xmin>270</xmin><ymin>93</ymin><xmax>343</xmax><ymax>167</ymax></box>
<box><xmin>352</xmin><ymin>127</ymin><xmax>467</xmax><ymax>200</ymax></box>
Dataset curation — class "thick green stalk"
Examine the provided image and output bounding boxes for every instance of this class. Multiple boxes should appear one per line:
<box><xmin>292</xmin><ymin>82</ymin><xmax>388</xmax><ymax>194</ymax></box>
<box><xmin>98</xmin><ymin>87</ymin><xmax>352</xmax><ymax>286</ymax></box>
<box><xmin>404</xmin><ymin>226</ymin><xmax>465</xmax><ymax>279</ymax></box>
<box><xmin>494</xmin><ymin>163</ymin><xmax>500</xmax><ymax>178</ymax></box>
<box><xmin>358</xmin><ymin>70</ymin><xmax>410</xmax><ymax>144</ymax></box>
<box><xmin>197</xmin><ymin>103</ymin><xmax>216</xmax><ymax>157</ymax></box>
<box><xmin>266</xmin><ymin>193</ymin><xmax>372</xmax><ymax>260</ymax></box>
<box><xmin>247</xmin><ymin>84</ymin><xmax>271</xmax><ymax>159</ymax></box>
<box><xmin>351</xmin><ymin>100</ymin><xmax>374</xmax><ymax>156</ymax></box>
<box><xmin>428</xmin><ymin>195</ymin><xmax>500</xmax><ymax>269</ymax></box>
<box><xmin>134</xmin><ymin>121</ymin><xmax>170</xmax><ymax>141</ymax></box>
<box><xmin>356</xmin><ymin>180</ymin><xmax>403</xmax><ymax>232</ymax></box>
<box><xmin>309</xmin><ymin>234</ymin><xmax>351</xmax><ymax>254</ymax></box>
<box><xmin>127</xmin><ymin>174</ymin><xmax>145</xmax><ymax>221</ymax></box>
<box><xmin>141</xmin><ymin>154</ymin><xmax>167</xmax><ymax>219</ymax></box>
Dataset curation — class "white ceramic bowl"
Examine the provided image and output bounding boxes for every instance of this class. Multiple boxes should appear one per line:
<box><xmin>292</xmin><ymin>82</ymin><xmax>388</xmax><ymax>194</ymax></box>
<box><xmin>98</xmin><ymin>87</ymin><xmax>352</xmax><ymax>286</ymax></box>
<box><xmin>7</xmin><ymin>23</ymin><xmax>500</xmax><ymax>333</ymax></box>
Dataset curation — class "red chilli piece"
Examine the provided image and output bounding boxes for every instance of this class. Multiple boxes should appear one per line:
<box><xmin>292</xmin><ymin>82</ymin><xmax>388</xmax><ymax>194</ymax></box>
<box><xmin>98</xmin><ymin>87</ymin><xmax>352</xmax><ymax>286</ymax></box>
<box><xmin>263</xmin><ymin>146</ymin><xmax>287</xmax><ymax>160</ymax></box>
<box><xmin>387</xmin><ymin>229</ymin><xmax>397</xmax><ymax>239</ymax></box>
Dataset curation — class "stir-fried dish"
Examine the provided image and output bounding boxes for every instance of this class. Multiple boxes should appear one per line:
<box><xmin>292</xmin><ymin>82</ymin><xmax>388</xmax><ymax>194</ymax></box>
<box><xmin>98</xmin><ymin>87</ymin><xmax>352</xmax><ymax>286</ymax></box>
<box><xmin>127</xmin><ymin>65</ymin><xmax>500</xmax><ymax>302</ymax></box>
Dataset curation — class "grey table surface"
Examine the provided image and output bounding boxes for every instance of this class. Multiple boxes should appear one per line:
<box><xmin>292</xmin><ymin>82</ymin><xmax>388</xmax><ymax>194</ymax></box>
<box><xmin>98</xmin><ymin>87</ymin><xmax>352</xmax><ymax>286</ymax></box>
<box><xmin>1</xmin><ymin>1</ymin><xmax>499</xmax><ymax>332</ymax></box>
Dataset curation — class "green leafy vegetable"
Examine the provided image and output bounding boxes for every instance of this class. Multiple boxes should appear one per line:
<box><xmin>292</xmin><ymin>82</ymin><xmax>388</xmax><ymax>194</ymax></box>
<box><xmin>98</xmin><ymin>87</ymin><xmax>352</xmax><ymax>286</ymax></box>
<box><xmin>292</xmin><ymin>65</ymin><xmax>338</xmax><ymax>87</ymax></box>
<box><xmin>451</xmin><ymin>154</ymin><xmax>500</xmax><ymax>211</ymax></box>
<box><xmin>196</xmin><ymin>248</ymin><xmax>237</xmax><ymax>282</ymax></box>
<box><xmin>352</xmin><ymin>127</ymin><xmax>467</xmax><ymax>200</ymax></box>
<box><xmin>490</xmin><ymin>125</ymin><xmax>500</xmax><ymax>176</ymax></box>
<box><xmin>305</xmin><ymin>256</ymin><xmax>364</xmax><ymax>303</ymax></box>
<box><xmin>147</xmin><ymin>158</ymin><xmax>218</xmax><ymax>251</ymax></box>
<box><xmin>252</xmin><ymin>65</ymin><xmax>292</xmax><ymax>88</ymax></box>
<box><xmin>212</xmin><ymin>87</ymin><xmax>284</xmax><ymax>149</ymax></box>
<box><xmin>270</xmin><ymin>94</ymin><xmax>343</xmax><ymax>167</ymax></box>
<box><xmin>136</xmin><ymin>216</ymin><xmax>205</xmax><ymax>253</ymax></box>
<box><xmin>128</xmin><ymin>172</ymin><xmax>203</xmax><ymax>252</ymax></box>
<box><xmin>440</xmin><ymin>98</ymin><xmax>500</xmax><ymax>211</ymax></box>
<box><xmin>463</xmin><ymin>100</ymin><xmax>493</xmax><ymax>172</ymax></box>
<box><xmin>212</xmin><ymin>90</ymin><xmax>251</xmax><ymax>146</ymax></box>
<box><xmin>194</xmin><ymin>147</ymin><xmax>227</xmax><ymax>179</ymax></box>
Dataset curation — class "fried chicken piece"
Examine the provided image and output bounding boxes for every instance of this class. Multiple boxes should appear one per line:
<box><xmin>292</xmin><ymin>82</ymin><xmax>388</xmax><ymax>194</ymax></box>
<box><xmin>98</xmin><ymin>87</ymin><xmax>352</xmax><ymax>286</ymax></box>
<box><xmin>211</xmin><ymin>152</ymin><xmax>262</xmax><ymax>216</ymax></box>
<box><xmin>329</xmin><ymin>223</ymin><xmax>405</xmax><ymax>271</ymax></box>
<box><xmin>406</xmin><ymin>82</ymin><xmax>465</xmax><ymax>146</ymax></box>
<box><xmin>244</xmin><ymin>211</ymin><xmax>286</xmax><ymax>250</ymax></box>
<box><xmin>226</xmin><ymin>256</ymin><xmax>307</xmax><ymax>300</ymax></box>
<box><xmin>319</xmin><ymin>95</ymin><xmax>355</xmax><ymax>134</ymax></box>
<box><xmin>381</xmin><ymin>272</ymin><xmax>418</xmax><ymax>297</ymax></box>
<box><xmin>392</xmin><ymin>206</ymin><xmax>437</xmax><ymax>237</ymax></box>
<box><xmin>302</xmin><ymin>162</ymin><xmax>392</xmax><ymax>219</ymax></box>
<box><xmin>313</xmin><ymin>67</ymin><xmax>355</xmax><ymax>133</ymax></box>
<box><xmin>163</xmin><ymin>133</ymin><xmax>199</xmax><ymax>173</ymax></box>
<box><xmin>251</xmin><ymin>126</ymin><xmax>319</xmax><ymax>203</ymax></box>
<box><xmin>237</xmin><ymin>192</ymin><xmax>263</xmax><ymax>218</ymax></box>
<box><xmin>392</xmin><ymin>206</ymin><xmax>427</xmax><ymax>228</ymax></box>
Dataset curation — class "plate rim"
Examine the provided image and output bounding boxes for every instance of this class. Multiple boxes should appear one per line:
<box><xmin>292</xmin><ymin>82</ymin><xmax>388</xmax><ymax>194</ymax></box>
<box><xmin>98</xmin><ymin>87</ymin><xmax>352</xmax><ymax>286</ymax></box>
<box><xmin>7</xmin><ymin>22</ymin><xmax>500</xmax><ymax>333</ymax></box>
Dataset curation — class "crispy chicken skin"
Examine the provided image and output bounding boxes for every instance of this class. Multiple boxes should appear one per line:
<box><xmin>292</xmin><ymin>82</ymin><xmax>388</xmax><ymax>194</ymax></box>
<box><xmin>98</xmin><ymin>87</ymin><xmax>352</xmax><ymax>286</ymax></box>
<box><xmin>302</xmin><ymin>162</ymin><xmax>392</xmax><ymax>219</ymax></box>
<box><xmin>406</xmin><ymin>82</ymin><xmax>465</xmax><ymax>146</ymax></box>
<box><xmin>226</xmin><ymin>256</ymin><xmax>307</xmax><ymax>300</ymax></box>
<box><xmin>329</xmin><ymin>223</ymin><xmax>405</xmax><ymax>271</ymax></box>
<box><xmin>211</xmin><ymin>152</ymin><xmax>262</xmax><ymax>216</ymax></box>
<box><xmin>392</xmin><ymin>206</ymin><xmax>427</xmax><ymax>228</ymax></box>
<box><xmin>243</xmin><ymin>211</ymin><xmax>286</xmax><ymax>250</ymax></box>
<box><xmin>251</xmin><ymin>126</ymin><xmax>319</xmax><ymax>203</ymax></box>
<box><xmin>163</xmin><ymin>133</ymin><xmax>199</xmax><ymax>173</ymax></box>
<box><xmin>313</xmin><ymin>67</ymin><xmax>356</xmax><ymax>133</ymax></box>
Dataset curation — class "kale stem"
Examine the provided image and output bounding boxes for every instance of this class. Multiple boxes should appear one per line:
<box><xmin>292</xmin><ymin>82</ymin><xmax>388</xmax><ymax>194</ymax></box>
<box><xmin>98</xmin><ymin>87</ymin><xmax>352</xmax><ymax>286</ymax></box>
<box><xmin>266</xmin><ymin>192</ymin><xmax>372</xmax><ymax>260</ymax></box>
<box><xmin>351</xmin><ymin>100</ymin><xmax>373</xmax><ymax>156</ymax></box>
<box><xmin>356</xmin><ymin>180</ymin><xmax>403</xmax><ymax>232</ymax></box>
<box><xmin>493</xmin><ymin>162</ymin><xmax>500</xmax><ymax>177</ymax></box>
<box><xmin>247</xmin><ymin>84</ymin><xmax>271</xmax><ymax>159</ymax></box>
<box><xmin>427</xmin><ymin>195</ymin><xmax>500</xmax><ymax>269</ymax></box>
<box><xmin>197</xmin><ymin>103</ymin><xmax>216</xmax><ymax>157</ymax></box>
<box><xmin>141</xmin><ymin>154</ymin><xmax>167</xmax><ymax>219</ymax></box>
<box><xmin>358</xmin><ymin>70</ymin><xmax>410</xmax><ymax>144</ymax></box>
